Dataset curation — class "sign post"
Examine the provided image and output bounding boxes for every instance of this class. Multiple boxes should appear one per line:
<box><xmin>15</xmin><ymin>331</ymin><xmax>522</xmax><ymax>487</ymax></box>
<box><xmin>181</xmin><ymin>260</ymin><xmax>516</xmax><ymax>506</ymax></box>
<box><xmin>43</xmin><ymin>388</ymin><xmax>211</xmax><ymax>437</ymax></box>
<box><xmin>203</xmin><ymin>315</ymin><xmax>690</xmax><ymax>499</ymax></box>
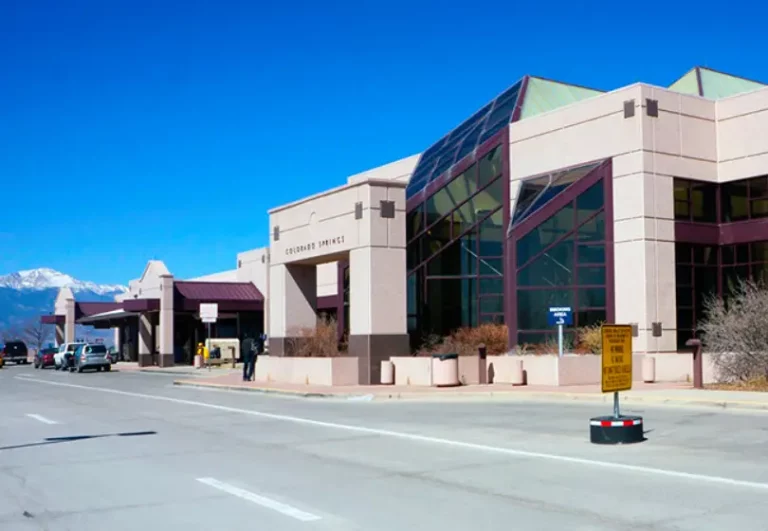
<box><xmin>199</xmin><ymin>303</ymin><xmax>218</xmax><ymax>371</ymax></box>
<box><xmin>547</xmin><ymin>307</ymin><xmax>573</xmax><ymax>357</ymax></box>
<box><xmin>590</xmin><ymin>324</ymin><xmax>644</xmax><ymax>445</ymax></box>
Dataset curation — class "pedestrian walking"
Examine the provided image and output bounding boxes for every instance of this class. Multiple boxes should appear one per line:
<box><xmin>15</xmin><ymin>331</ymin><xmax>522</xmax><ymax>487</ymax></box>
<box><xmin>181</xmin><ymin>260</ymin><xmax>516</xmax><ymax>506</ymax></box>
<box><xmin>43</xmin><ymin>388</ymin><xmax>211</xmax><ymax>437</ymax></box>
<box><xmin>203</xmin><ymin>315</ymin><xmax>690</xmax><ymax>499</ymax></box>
<box><xmin>241</xmin><ymin>335</ymin><xmax>254</xmax><ymax>382</ymax></box>
<box><xmin>247</xmin><ymin>333</ymin><xmax>266</xmax><ymax>381</ymax></box>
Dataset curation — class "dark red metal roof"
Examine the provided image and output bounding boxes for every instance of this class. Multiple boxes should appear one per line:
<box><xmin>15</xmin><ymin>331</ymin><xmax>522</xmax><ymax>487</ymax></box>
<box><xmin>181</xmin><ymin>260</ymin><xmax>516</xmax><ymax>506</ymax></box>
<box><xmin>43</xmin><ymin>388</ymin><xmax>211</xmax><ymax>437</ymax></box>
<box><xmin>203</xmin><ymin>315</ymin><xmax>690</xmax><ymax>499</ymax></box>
<box><xmin>76</xmin><ymin>302</ymin><xmax>123</xmax><ymax>318</ymax></box>
<box><xmin>40</xmin><ymin>315</ymin><xmax>65</xmax><ymax>325</ymax></box>
<box><xmin>174</xmin><ymin>281</ymin><xmax>263</xmax><ymax>302</ymax></box>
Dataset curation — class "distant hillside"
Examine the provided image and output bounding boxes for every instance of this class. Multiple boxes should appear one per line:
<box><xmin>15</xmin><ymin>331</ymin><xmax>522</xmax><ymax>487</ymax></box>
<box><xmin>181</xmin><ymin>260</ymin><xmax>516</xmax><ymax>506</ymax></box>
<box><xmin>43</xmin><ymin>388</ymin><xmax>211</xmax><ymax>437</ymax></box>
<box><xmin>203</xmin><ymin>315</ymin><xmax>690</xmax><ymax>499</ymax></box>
<box><xmin>0</xmin><ymin>268</ymin><xmax>127</xmax><ymax>346</ymax></box>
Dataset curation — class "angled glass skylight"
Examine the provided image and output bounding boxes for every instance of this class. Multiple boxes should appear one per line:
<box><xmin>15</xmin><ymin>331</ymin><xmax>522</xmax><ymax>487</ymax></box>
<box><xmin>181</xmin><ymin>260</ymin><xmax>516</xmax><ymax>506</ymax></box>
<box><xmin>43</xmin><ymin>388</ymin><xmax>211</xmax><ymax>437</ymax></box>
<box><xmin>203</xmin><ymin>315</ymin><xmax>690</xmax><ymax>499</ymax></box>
<box><xmin>406</xmin><ymin>79</ymin><xmax>523</xmax><ymax>199</ymax></box>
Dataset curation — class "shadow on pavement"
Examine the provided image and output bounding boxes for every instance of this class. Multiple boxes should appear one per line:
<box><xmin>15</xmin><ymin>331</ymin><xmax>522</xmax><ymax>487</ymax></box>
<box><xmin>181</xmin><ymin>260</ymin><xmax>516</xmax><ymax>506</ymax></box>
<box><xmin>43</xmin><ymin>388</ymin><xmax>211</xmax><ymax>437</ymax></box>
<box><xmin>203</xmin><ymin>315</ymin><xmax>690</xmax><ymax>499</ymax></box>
<box><xmin>0</xmin><ymin>430</ymin><xmax>157</xmax><ymax>451</ymax></box>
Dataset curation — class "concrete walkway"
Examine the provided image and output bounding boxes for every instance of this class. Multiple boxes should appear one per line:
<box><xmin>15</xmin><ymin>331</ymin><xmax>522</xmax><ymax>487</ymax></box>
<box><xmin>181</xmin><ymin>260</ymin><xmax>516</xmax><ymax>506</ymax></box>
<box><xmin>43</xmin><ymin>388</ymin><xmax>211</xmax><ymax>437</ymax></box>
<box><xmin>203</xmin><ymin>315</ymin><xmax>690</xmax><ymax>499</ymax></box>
<box><xmin>172</xmin><ymin>372</ymin><xmax>768</xmax><ymax>410</ymax></box>
<box><xmin>116</xmin><ymin>362</ymin><xmax>240</xmax><ymax>377</ymax></box>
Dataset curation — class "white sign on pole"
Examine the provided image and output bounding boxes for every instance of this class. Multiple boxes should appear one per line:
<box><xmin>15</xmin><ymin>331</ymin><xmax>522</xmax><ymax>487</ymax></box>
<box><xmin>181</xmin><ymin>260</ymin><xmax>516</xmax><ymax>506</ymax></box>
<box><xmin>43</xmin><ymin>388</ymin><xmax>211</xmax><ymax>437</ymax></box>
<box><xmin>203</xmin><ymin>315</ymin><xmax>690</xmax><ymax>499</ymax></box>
<box><xmin>200</xmin><ymin>303</ymin><xmax>218</xmax><ymax>323</ymax></box>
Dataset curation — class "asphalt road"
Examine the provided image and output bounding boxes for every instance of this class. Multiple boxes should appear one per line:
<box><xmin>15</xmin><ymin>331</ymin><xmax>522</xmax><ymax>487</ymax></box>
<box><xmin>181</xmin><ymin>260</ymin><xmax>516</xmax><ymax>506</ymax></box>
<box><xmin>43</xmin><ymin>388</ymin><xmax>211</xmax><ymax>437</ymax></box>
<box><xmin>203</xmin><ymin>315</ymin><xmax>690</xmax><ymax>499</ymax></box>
<box><xmin>1</xmin><ymin>365</ymin><xmax>768</xmax><ymax>530</ymax></box>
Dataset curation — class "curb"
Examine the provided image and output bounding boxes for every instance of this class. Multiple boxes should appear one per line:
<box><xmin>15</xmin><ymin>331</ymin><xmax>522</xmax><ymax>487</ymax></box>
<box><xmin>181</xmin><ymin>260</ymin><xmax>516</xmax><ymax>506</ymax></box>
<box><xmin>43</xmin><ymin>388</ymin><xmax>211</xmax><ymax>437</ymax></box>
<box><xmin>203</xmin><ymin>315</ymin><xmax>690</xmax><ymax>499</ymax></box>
<box><xmin>171</xmin><ymin>380</ymin><xmax>768</xmax><ymax>411</ymax></box>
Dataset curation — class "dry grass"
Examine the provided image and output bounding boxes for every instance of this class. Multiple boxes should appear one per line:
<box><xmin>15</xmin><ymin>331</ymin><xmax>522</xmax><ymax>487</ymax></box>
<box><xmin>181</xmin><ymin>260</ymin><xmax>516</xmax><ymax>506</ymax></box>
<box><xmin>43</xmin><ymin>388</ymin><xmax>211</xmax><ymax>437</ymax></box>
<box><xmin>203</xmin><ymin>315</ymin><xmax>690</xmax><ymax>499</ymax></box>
<box><xmin>707</xmin><ymin>377</ymin><xmax>768</xmax><ymax>392</ymax></box>
<box><xmin>287</xmin><ymin>316</ymin><xmax>343</xmax><ymax>357</ymax></box>
<box><xmin>576</xmin><ymin>322</ymin><xmax>603</xmax><ymax>355</ymax></box>
<box><xmin>416</xmin><ymin>323</ymin><xmax>509</xmax><ymax>357</ymax></box>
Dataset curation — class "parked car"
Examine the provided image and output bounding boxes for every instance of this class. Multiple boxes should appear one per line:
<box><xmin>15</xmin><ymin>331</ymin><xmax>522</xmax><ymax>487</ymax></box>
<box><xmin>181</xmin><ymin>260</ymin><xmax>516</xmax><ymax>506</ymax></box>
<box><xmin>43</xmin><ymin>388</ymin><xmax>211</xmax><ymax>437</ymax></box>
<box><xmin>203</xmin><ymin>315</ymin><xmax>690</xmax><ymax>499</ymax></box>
<box><xmin>1</xmin><ymin>341</ymin><xmax>29</xmax><ymax>364</ymax></box>
<box><xmin>34</xmin><ymin>347</ymin><xmax>58</xmax><ymax>369</ymax></box>
<box><xmin>72</xmin><ymin>343</ymin><xmax>112</xmax><ymax>373</ymax></box>
<box><xmin>0</xmin><ymin>350</ymin><xmax>4</xmax><ymax>368</ymax></box>
<box><xmin>54</xmin><ymin>342</ymin><xmax>85</xmax><ymax>370</ymax></box>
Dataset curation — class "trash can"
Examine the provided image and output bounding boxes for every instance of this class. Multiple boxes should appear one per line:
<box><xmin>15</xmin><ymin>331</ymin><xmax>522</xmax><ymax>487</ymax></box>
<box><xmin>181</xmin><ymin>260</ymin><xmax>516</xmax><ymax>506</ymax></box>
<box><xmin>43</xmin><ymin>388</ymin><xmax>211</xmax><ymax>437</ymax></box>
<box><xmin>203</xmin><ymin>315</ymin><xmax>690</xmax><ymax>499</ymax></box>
<box><xmin>511</xmin><ymin>358</ymin><xmax>525</xmax><ymax>385</ymax></box>
<box><xmin>432</xmin><ymin>353</ymin><xmax>460</xmax><ymax>387</ymax></box>
<box><xmin>642</xmin><ymin>356</ymin><xmax>656</xmax><ymax>383</ymax></box>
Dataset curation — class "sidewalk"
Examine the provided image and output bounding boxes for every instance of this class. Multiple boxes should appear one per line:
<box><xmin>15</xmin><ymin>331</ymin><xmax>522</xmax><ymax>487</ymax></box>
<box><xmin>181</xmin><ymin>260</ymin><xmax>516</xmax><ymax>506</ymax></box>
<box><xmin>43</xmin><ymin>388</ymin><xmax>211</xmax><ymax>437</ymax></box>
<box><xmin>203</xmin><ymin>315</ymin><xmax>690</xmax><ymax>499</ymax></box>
<box><xmin>172</xmin><ymin>372</ymin><xmax>768</xmax><ymax>410</ymax></box>
<box><xmin>116</xmin><ymin>362</ymin><xmax>240</xmax><ymax>377</ymax></box>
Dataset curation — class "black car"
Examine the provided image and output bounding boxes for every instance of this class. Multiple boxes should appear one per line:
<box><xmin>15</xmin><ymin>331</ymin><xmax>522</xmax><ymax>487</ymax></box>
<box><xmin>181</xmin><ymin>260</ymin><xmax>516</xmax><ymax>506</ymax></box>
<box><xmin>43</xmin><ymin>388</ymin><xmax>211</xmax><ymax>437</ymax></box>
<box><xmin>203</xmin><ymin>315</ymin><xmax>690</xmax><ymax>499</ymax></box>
<box><xmin>1</xmin><ymin>341</ymin><xmax>29</xmax><ymax>364</ymax></box>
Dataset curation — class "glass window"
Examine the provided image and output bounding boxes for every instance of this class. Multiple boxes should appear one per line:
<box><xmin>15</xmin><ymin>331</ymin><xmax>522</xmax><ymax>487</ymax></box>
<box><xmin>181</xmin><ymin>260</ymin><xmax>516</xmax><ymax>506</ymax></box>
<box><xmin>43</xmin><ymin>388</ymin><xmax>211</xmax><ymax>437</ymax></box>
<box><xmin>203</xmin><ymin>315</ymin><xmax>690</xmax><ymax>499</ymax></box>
<box><xmin>578</xmin><ymin>288</ymin><xmax>606</xmax><ymax>308</ymax></box>
<box><xmin>576</xmin><ymin>309</ymin><xmax>606</xmax><ymax>327</ymax></box>
<box><xmin>675</xmin><ymin>244</ymin><xmax>693</xmax><ymax>264</ymax></box>
<box><xmin>690</xmin><ymin>182</ymin><xmax>717</xmax><ymax>222</ymax></box>
<box><xmin>479</xmin><ymin>277</ymin><xmax>503</xmax><ymax>295</ymax></box>
<box><xmin>474</xmin><ymin>177</ymin><xmax>504</xmax><ymax>215</ymax></box>
<box><xmin>721</xmin><ymin>245</ymin><xmax>735</xmax><ymax>265</ymax></box>
<box><xmin>427</xmin><ymin>239</ymin><xmax>464</xmax><ymax>276</ymax></box>
<box><xmin>736</xmin><ymin>244</ymin><xmax>749</xmax><ymax>263</ymax></box>
<box><xmin>478</xmin><ymin>145</ymin><xmax>503</xmax><ymax>187</ymax></box>
<box><xmin>674</xmin><ymin>179</ymin><xmax>690</xmax><ymax>220</ymax></box>
<box><xmin>752</xmin><ymin>263</ymin><xmax>768</xmax><ymax>284</ymax></box>
<box><xmin>577</xmin><ymin>266</ymin><xmax>605</xmax><ymax>286</ymax></box>
<box><xmin>516</xmin><ymin>201</ymin><xmax>574</xmax><ymax>267</ymax></box>
<box><xmin>480</xmin><ymin>296</ymin><xmax>503</xmax><ymax>314</ymax></box>
<box><xmin>446</xmin><ymin>165</ymin><xmax>477</xmax><ymax>207</ymax></box>
<box><xmin>676</xmin><ymin>265</ymin><xmax>692</xmax><ymax>286</ymax></box>
<box><xmin>577</xmin><ymin>211</ymin><xmax>604</xmax><ymax>242</ymax></box>
<box><xmin>517</xmin><ymin>289</ymin><xmax>573</xmax><ymax>331</ymax></box>
<box><xmin>576</xmin><ymin>182</ymin><xmax>604</xmax><ymax>222</ymax></box>
<box><xmin>407</xmin><ymin>240</ymin><xmax>421</xmax><ymax>270</ymax></box>
<box><xmin>478</xmin><ymin>211</ymin><xmax>503</xmax><ymax>257</ymax></box>
<box><xmin>407</xmin><ymin>203</ymin><xmax>424</xmax><ymax>241</ymax></box>
<box><xmin>693</xmin><ymin>245</ymin><xmax>717</xmax><ymax>266</ymax></box>
<box><xmin>721</xmin><ymin>182</ymin><xmax>748</xmax><ymax>222</ymax></box>
<box><xmin>750</xmin><ymin>198</ymin><xmax>768</xmax><ymax>218</ymax></box>
<box><xmin>407</xmin><ymin>274</ymin><xmax>418</xmax><ymax>315</ymax></box>
<box><xmin>479</xmin><ymin>258</ymin><xmax>503</xmax><ymax>276</ymax></box>
<box><xmin>518</xmin><ymin>237</ymin><xmax>574</xmax><ymax>287</ymax></box>
<box><xmin>750</xmin><ymin>176</ymin><xmax>768</xmax><ymax>199</ymax></box>
<box><xmin>676</xmin><ymin>285</ymin><xmax>693</xmax><ymax>308</ymax></box>
<box><xmin>426</xmin><ymin>188</ymin><xmax>454</xmax><ymax>224</ymax></box>
<box><xmin>577</xmin><ymin>244</ymin><xmax>605</xmax><ymax>264</ymax></box>
<box><xmin>751</xmin><ymin>242</ymin><xmax>768</xmax><ymax>262</ymax></box>
<box><xmin>460</xmin><ymin>277</ymin><xmax>477</xmax><ymax>327</ymax></box>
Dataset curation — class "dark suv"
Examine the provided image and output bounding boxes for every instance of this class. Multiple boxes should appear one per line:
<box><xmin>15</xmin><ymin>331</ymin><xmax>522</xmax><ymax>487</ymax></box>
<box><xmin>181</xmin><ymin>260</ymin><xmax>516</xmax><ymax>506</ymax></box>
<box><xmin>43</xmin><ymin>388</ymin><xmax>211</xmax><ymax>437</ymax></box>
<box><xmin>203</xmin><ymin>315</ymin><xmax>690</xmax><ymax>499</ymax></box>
<box><xmin>2</xmin><ymin>341</ymin><xmax>29</xmax><ymax>364</ymax></box>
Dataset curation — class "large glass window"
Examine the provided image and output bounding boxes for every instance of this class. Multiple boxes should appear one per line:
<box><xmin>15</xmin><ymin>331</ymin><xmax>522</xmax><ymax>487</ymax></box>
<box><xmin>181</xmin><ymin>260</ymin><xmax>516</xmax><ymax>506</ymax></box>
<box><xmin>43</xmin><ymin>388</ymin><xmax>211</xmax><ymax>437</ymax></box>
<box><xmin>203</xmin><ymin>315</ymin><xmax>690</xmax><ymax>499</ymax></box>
<box><xmin>674</xmin><ymin>179</ymin><xmax>718</xmax><ymax>222</ymax></box>
<box><xmin>407</xmin><ymin>143</ymin><xmax>505</xmax><ymax>340</ymax></box>
<box><xmin>513</xmin><ymin>178</ymin><xmax>607</xmax><ymax>345</ymax></box>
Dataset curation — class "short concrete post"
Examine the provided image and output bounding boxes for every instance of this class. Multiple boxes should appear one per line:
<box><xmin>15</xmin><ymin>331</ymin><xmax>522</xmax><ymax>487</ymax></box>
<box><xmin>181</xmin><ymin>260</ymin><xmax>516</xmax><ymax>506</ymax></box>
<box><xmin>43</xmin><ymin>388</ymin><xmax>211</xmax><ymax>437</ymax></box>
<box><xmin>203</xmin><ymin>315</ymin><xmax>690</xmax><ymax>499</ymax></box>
<box><xmin>685</xmin><ymin>338</ymin><xmax>704</xmax><ymax>389</ymax></box>
<box><xmin>511</xmin><ymin>359</ymin><xmax>525</xmax><ymax>386</ymax></box>
<box><xmin>642</xmin><ymin>356</ymin><xmax>656</xmax><ymax>383</ymax></box>
<box><xmin>380</xmin><ymin>360</ymin><xmax>394</xmax><ymax>385</ymax></box>
<box><xmin>478</xmin><ymin>344</ymin><xmax>487</xmax><ymax>385</ymax></box>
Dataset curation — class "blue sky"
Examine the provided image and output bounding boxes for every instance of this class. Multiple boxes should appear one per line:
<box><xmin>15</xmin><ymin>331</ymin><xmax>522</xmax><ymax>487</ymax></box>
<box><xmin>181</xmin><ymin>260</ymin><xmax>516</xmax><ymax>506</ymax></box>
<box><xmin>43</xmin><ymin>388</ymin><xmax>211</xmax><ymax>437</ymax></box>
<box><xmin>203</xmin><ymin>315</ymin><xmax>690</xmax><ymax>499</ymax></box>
<box><xmin>1</xmin><ymin>0</ymin><xmax>766</xmax><ymax>284</ymax></box>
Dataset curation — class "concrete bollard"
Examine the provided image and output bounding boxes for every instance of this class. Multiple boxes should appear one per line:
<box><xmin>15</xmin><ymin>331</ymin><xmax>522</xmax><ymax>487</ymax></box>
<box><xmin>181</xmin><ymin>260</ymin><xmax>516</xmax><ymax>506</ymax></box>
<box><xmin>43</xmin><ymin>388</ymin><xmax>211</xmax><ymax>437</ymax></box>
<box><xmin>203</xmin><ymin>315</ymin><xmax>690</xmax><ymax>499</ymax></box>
<box><xmin>380</xmin><ymin>360</ymin><xmax>394</xmax><ymax>385</ymax></box>
<box><xmin>511</xmin><ymin>359</ymin><xmax>525</xmax><ymax>385</ymax></box>
<box><xmin>642</xmin><ymin>356</ymin><xmax>656</xmax><ymax>383</ymax></box>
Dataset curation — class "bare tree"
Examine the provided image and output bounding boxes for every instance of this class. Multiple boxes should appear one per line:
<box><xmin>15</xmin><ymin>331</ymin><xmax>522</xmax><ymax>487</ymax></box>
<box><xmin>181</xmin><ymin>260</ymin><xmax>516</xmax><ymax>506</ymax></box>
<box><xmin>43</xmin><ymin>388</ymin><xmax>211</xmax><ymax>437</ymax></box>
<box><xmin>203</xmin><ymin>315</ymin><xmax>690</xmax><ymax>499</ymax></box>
<box><xmin>23</xmin><ymin>320</ymin><xmax>52</xmax><ymax>351</ymax></box>
<box><xmin>700</xmin><ymin>279</ymin><xmax>768</xmax><ymax>382</ymax></box>
<box><xmin>0</xmin><ymin>325</ymin><xmax>22</xmax><ymax>343</ymax></box>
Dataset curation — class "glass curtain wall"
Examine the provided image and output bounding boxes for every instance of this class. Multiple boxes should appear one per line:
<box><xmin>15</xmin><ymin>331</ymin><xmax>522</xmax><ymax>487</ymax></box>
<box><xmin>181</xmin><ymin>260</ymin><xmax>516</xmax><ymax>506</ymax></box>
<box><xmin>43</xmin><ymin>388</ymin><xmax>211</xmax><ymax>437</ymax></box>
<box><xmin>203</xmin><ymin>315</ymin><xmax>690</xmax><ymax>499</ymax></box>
<box><xmin>508</xmin><ymin>162</ymin><xmax>612</xmax><ymax>346</ymax></box>
<box><xmin>407</xmin><ymin>143</ymin><xmax>506</xmax><ymax>342</ymax></box>
<box><xmin>673</xmin><ymin>175</ymin><xmax>768</xmax><ymax>349</ymax></box>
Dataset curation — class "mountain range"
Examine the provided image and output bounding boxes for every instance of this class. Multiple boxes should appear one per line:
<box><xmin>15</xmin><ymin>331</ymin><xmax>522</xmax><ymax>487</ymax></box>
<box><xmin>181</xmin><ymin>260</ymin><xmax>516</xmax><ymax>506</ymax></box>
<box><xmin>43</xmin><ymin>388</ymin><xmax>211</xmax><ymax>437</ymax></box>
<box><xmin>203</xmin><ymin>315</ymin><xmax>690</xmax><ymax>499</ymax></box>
<box><xmin>0</xmin><ymin>268</ymin><xmax>128</xmax><ymax>345</ymax></box>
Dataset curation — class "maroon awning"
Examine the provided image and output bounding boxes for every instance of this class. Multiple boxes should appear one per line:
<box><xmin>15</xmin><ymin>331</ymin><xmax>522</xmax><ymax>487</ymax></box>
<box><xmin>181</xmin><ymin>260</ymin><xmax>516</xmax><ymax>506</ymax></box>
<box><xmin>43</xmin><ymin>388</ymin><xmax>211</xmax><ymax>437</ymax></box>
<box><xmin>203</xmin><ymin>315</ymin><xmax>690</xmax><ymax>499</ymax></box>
<box><xmin>123</xmin><ymin>298</ymin><xmax>160</xmax><ymax>312</ymax></box>
<box><xmin>40</xmin><ymin>315</ymin><xmax>65</xmax><ymax>325</ymax></box>
<box><xmin>76</xmin><ymin>302</ymin><xmax>123</xmax><ymax>319</ymax></box>
<box><xmin>174</xmin><ymin>281</ymin><xmax>264</xmax><ymax>312</ymax></box>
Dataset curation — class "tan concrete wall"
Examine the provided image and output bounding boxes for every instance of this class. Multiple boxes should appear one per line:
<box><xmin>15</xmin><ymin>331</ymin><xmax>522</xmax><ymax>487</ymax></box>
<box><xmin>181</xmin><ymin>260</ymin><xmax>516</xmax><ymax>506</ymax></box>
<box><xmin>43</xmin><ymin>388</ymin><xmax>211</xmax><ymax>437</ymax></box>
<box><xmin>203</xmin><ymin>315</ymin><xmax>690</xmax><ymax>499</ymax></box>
<box><xmin>253</xmin><ymin>356</ymin><xmax>359</xmax><ymax>386</ymax></box>
<box><xmin>716</xmin><ymin>86</ymin><xmax>768</xmax><ymax>181</ymax></box>
<box><xmin>389</xmin><ymin>356</ymin><xmax>432</xmax><ymax>386</ymax></box>
<box><xmin>190</xmin><ymin>269</ymin><xmax>239</xmax><ymax>282</ymax></box>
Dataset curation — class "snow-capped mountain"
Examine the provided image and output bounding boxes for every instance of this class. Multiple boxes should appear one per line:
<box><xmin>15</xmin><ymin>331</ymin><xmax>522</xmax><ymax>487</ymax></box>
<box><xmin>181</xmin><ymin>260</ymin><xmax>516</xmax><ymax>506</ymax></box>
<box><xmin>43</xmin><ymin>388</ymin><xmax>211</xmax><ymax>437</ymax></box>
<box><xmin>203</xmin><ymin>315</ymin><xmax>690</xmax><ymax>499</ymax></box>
<box><xmin>0</xmin><ymin>269</ymin><xmax>127</xmax><ymax>342</ymax></box>
<box><xmin>0</xmin><ymin>268</ymin><xmax>127</xmax><ymax>295</ymax></box>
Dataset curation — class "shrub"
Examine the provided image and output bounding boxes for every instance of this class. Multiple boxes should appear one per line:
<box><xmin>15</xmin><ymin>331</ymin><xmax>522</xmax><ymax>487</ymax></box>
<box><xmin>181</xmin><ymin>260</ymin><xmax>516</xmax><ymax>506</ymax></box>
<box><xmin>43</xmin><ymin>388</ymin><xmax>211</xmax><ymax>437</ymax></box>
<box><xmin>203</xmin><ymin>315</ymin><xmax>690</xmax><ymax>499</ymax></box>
<box><xmin>699</xmin><ymin>280</ymin><xmax>768</xmax><ymax>382</ymax></box>
<box><xmin>287</xmin><ymin>316</ymin><xmax>342</xmax><ymax>357</ymax></box>
<box><xmin>576</xmin><ymin>322</ymin><xmax>603</xmax><ymax>355</ymax></box>
<box><xmin>416</xmin><ymin>323</ymin><xmax>509</xmax><ymax>357</ymax></box>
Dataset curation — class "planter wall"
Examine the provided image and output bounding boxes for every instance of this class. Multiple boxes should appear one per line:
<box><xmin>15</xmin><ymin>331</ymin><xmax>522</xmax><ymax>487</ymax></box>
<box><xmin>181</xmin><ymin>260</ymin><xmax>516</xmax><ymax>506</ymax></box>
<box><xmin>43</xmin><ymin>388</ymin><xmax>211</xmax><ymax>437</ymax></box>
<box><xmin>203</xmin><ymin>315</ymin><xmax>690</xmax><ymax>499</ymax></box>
<box><xmin>644</xmin><ymin>353</ymin><xmax>717</xmax><ymax>384</ymax></box>
<box><xmin>253</xmin><ymin>356</ymin><xmax>359</xmax><ymax>386</ymax></box>
<box><xmin>389</xmin><ymin>357</ymin><xmax>432</xmax><ymax>386</ymax></box>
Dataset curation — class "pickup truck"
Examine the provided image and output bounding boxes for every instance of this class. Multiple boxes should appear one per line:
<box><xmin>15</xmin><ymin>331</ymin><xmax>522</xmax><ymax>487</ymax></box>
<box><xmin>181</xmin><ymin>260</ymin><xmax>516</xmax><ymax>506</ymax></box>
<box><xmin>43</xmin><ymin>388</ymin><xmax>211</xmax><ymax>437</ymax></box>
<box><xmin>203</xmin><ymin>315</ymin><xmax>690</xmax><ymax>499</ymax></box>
<box><xmin>1</xmin><ymin>341</ymin><xmax>29</xmax><ymax>364</ymax></box>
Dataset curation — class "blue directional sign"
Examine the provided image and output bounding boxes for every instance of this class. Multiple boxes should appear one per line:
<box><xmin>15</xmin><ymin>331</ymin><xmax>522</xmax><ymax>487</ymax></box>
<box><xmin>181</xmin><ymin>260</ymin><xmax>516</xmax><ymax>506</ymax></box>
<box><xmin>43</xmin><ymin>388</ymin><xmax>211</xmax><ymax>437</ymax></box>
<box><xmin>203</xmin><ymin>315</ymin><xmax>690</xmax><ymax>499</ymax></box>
<box><xmin>547</xmin><ymin>306</ymin><xmax>573</xmax><ymax>326</ymax></box>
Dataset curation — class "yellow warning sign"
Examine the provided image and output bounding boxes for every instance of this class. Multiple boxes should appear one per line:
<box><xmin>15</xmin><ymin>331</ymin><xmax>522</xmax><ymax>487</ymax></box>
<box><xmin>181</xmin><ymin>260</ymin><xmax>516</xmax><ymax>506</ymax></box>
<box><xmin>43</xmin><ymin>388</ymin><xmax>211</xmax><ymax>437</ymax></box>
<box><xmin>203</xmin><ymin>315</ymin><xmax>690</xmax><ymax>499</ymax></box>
<box><xmin>601</xmin><ymin>324</ymin><xmax>633</xmax><ymax>393</ymax></box>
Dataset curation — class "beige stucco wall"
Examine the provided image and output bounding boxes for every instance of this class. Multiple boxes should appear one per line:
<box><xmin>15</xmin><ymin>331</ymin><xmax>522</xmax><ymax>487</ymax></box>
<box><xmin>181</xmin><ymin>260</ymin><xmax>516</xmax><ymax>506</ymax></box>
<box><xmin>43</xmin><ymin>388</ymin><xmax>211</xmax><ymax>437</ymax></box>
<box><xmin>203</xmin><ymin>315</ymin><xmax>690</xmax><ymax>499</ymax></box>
<box><xmin>716</xmin><ymin>86</ymin><xmax>768</xmax><ymax>181</ymax></box>
<box><xmin>125</xmin><ymin>260</ymin><xmax>170</xmax><ymax>300</ymax></box>
<box><xmin>269</xmin><ymin>178</ymin><xmax>406</xmax><ymax>339</ymax></box>
<box><xmin>509</xmin><ymin>83</ymin><xmax>720</xmax><ymax>353</ymax></box>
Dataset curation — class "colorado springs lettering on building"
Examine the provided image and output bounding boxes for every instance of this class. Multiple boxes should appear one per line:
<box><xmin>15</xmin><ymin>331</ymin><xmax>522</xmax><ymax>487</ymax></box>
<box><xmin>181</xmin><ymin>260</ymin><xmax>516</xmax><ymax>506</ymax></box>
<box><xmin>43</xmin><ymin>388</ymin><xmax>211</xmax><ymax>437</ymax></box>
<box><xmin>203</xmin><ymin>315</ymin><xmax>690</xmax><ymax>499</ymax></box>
<box><xmin>285</xmin><ymin>236</ymin><xmax>346</xmax><ymax>256</ymax></box>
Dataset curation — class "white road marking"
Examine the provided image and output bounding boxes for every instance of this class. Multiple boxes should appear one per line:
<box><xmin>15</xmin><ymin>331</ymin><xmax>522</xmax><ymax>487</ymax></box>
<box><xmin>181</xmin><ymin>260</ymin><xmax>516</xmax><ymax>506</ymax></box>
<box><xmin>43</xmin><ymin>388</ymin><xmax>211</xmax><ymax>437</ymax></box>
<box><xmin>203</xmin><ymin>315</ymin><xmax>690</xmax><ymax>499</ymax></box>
<box><xmin>26</xmin><ymin>413</ymin><xmax>58</xmax><ymax>425</ymax></box>
<box><xmin>196</xmin><ymin>477</ymin><xmax>321</xmax><ymax>522</ymax></box>
<box><xmin>14</xmin><ymin>375</ymin><xmax>768</xmax><ymax>492</ymax></box>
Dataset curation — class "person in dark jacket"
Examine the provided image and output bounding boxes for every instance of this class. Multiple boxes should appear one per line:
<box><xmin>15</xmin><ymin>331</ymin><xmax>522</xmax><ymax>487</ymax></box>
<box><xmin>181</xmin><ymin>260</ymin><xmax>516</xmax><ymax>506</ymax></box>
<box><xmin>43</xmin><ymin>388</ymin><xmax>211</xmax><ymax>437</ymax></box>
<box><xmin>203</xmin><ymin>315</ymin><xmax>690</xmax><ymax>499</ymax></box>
<box><xmin>241</xmin><ymin>335</ymin><xmax>254</xmax><ymax>382</ymax></box>
<box><xmin>246</xmin><ymin>333</ymin><xmax>265</xmax><ymax>381</ymax></box>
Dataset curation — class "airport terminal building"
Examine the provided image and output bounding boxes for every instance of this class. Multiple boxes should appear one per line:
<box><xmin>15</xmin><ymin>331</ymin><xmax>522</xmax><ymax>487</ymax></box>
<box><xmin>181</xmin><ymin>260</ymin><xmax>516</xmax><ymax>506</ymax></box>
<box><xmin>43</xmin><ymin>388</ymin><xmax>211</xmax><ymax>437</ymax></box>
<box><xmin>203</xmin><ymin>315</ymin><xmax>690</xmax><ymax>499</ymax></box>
<box><xmin>43</xmin><ymin>67</ymin><xmax>768</xmax><ymax>384</ymax></box>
